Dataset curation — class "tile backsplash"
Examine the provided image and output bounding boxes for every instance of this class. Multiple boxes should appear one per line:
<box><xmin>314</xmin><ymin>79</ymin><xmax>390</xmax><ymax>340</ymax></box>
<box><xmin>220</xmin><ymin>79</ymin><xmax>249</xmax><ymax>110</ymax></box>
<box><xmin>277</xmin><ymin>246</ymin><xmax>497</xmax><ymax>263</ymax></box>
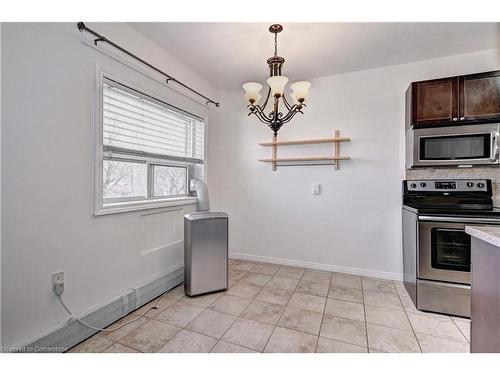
<box><xmin>406</xmin><ymin>167</ymin><xmax>500</xmax><ymax>207</ymax></box>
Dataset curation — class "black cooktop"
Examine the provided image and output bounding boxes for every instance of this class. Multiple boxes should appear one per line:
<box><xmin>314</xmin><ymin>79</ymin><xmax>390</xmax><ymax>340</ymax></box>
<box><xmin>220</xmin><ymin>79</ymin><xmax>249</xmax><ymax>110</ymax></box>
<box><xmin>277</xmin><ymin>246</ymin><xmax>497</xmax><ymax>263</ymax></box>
<box><xmin>403</xmin><ymin>178</ymin><xmax>500</xmax><ymax>219</ymax></box>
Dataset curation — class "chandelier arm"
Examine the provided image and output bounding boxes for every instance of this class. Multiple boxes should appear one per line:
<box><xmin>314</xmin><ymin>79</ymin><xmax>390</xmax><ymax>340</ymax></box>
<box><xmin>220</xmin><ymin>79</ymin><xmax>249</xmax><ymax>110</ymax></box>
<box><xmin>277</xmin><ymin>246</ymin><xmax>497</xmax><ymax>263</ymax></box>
<box><xmin>260</xmin><ymin>88</ymin><xmax>272</xmax><ymax>112</ymax></box>
<box><xmin>282</xmin><ymin>94</ymin><xmax>293</xmax><ymax>111</ymax></box>
<box><xmin>281</xmin><ymin>106</ymin><xmax>305</xmax><ymax>124</ymax></box>
<box><xmin>281</xmin><ymin>111</ymin><xmax>300</xmax><ymax>125</ymax></box>
<box><xmin>255</xmin><ymin>104</ymin><xmax>274</xmax><ymax>122</ymax></box>
<box><xmin>248</xmin><ymin>110</ymin><xmax>268</xmax><ymax>124</ymax></box>
<box><xmin>250</xmin><ymin>105</ymin><xmax>272</xmax><ymax>123</ymax></box>
<box><xmin>279</xmin><ymin>105</ymin><xmax>300</xmax><ymax>123</ymax></box>
<box><xmin>283</xmin><ymin>107</ymin><xmax>305</xmax><ymax>124</ymax></box>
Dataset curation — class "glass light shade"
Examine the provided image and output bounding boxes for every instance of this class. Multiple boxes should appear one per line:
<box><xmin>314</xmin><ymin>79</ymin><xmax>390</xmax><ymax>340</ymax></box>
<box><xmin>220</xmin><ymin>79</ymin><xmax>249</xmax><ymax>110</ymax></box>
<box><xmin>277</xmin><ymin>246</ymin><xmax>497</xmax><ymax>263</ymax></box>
<box><xmin>242</xmin><ymin>82</ymin><xmax>263</xmax><ymax>104</ymax></box>
<box><xmin>289</xmin><ymin>92</ymin><xmax>301</xmax><ymax>105</ymax></box>
<box><xmin>267</xmin><ymin>75</ymin><xmax>289</xmax><ymax>97</ymax></box>
<box><xmin>290</xmin><ymin>81</ymin><xmax>312</xmax><ymax>102</ymax></box>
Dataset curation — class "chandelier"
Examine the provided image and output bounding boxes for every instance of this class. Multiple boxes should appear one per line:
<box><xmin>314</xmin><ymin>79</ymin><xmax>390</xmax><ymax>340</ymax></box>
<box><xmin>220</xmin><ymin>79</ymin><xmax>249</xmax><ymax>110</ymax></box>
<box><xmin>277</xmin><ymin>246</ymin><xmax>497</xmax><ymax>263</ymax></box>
<box><xmin>242</xmin><ymin>24</ymin><xmax>311</xmax><ymax>137</ymax></box>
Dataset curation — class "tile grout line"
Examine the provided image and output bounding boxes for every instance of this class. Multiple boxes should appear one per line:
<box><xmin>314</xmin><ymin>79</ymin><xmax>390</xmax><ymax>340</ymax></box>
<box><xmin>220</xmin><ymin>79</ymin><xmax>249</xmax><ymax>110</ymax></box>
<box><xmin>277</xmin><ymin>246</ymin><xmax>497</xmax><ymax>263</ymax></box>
<box><xmin>220</xmin><ymin>262</ymin><xmax>307</xmax><ymax>352</ymax></box>
<box><xmin>261</xmin><ymin>266</ymin><xmax>308</xmax><ymax>353</ymax></box>
<box><xmin>209</xmin><ymin>261</ymin><xmax>275</xmax><ymax>353</ymax></box>
<box><xmin>157</xmin><ymin>292</ymin><xmax>226</xmax><ymax>353</ymax></box>
<box><xmin>392</xmin><ymin>280</ymin><xmax>423</xmax><ymax>353</ymax></box>
<box><xmin>450</xmin><ymin>317</ymin><xmax>470</xmax><ymax>343</ymax></box>
<box><xmin>399</xmin><ymin>287</ymin><xmax>472</xmax><ymax>347</ymax></box>
<box><xmin>149</xmin><ymin>278</ymin><xmax>233</xmax><ymax>352</ymax></box>
<box><xmin>202</xmin><ymin>262</ymin><xmax>262</xmax><ymax>353</ymax></box>
<box><xmin>96</xmin><ymin>292</ymin><xmax>178</xmax><ymax>346</ymax></box>
<box><xmin>165</xmin><ymin>265</ymin><xmax>251</xmax><ymax>353</ymax></box>
<box><xmin>110</xmin><ymin>290</ymin><xmax>187</xmax><ymax>352</ymax></box>
<box><xmin>360</xmin><ymin>277</ymin><xmax>370</xmax><ymax>352</ymax></box>
<box><xmin>110</xmin><ymin>340</ymin><xmax>145</xmax><ymax>353</ymax></box>
<box><xmin>314</xmin><ymin>271</ymin><xmax>332</xmax><ymax>353</ymax></box>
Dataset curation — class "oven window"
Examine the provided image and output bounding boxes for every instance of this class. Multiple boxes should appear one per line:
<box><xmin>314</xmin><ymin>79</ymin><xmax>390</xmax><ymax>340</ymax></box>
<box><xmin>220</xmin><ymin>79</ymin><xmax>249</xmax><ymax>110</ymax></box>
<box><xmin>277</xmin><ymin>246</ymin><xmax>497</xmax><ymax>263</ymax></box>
<box><xmin>431</xmin><ymin>228</ymin><xmax>471</xmax><ymax>272</ymax></box>
<box><xmin>420</xmin><ymin>133</ymin><xmax>490</xmax><ymax>160</ymax></box>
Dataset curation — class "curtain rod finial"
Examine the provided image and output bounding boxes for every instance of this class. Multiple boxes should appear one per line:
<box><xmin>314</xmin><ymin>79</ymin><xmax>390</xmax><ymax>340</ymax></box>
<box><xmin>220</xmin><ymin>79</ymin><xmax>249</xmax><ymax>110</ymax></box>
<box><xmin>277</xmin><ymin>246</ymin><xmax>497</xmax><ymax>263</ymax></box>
<box><xmin>77</xmin><ymin>22</ymin><xmax>86</xmax><ymax>31</ymax></box>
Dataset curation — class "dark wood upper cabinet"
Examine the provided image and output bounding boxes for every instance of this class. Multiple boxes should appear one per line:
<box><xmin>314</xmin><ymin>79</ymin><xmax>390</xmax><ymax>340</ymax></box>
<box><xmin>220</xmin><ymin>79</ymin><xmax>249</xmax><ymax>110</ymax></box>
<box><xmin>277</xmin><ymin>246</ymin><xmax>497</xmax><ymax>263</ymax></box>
<box><xmin>460</xmin><ymin>71</ymin><xmax>500</xmax><ymax>122</ymax></box>
<box><xmin>406</xmin><ymin>70</ymin><xmax>500</xmax><ymax>129</ymax></box>
<box><xmin>412</xmin><ymin>78</ymin><xmax>458</xmax><ymax>126</ymax></box>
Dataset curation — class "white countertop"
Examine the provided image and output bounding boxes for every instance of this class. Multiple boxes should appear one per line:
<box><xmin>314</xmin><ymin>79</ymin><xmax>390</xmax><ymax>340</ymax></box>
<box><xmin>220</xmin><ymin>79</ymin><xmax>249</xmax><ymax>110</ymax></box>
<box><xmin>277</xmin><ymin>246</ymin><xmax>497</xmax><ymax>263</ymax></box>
<box><xmin>466</xmin><ymin>226</ymin><xmax>500</xmax><ymax>248</ymax></box>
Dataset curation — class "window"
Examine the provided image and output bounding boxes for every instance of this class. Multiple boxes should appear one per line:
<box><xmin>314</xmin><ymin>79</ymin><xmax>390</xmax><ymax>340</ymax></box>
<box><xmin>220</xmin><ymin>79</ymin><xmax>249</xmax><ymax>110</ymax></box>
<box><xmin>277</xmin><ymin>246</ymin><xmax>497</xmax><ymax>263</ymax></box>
<box><xmin>152</xmin><ymin>165</ymin><xmax>187</xmax><ymax>197</ymax></box>
<box><xmin>103</xmin><ymin>159</ymin><xmax>147</xmax><ymax>202</ymax></box>
<box><xmin>96</xmin><ymin>76</ymin><xmax>205</xmax><ymax>214</ymax></box>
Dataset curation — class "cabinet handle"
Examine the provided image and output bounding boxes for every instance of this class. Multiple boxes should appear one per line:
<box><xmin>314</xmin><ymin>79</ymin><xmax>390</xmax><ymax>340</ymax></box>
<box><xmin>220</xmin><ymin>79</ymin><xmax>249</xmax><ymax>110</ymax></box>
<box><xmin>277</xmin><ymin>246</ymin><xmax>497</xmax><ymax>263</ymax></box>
<box><xmin>460</xmin><ymin>117</ymin><xmax>465</xmax><ymax>121</ymax></box>
<box><xmin>452</xmin><ymin>117</ymin><xmax>458</xmax><ymax>121</ymax></box>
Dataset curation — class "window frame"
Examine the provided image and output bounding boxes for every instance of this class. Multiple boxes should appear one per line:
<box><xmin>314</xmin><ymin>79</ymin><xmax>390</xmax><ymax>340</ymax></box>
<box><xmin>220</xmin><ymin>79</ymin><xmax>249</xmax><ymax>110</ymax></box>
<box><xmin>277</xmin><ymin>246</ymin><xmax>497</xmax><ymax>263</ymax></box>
<box><xmin>94</xmin><ymin>67</ymin><xmax>205</xmax><ymax>216</ymax></box>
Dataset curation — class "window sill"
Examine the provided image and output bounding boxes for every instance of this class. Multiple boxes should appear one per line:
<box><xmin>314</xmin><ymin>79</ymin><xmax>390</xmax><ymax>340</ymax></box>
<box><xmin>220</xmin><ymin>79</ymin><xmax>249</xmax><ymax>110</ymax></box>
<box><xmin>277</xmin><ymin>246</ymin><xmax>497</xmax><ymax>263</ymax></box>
<box><xmin>94</xmin><ymin>196</ymin><xmax>198</xmax><ymax>216</ymax></box>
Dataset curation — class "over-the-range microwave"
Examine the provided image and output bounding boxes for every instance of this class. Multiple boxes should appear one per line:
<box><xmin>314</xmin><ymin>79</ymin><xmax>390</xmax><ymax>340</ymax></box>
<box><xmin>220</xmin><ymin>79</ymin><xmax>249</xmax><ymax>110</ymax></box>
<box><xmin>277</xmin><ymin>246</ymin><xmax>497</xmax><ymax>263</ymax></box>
<box><xmin>406</xmin><ymin>123</ymin><xmax>500</xmax><ymax>168</ymax></box>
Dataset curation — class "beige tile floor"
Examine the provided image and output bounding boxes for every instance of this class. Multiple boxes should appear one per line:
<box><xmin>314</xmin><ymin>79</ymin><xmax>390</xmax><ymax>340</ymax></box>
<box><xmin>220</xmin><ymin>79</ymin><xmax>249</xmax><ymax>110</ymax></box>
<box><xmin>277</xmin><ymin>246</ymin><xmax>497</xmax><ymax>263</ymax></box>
<box><xmin>69</xmin><ymin>259</ymin><xmax>470</xmax><ymax>353</ymax></box>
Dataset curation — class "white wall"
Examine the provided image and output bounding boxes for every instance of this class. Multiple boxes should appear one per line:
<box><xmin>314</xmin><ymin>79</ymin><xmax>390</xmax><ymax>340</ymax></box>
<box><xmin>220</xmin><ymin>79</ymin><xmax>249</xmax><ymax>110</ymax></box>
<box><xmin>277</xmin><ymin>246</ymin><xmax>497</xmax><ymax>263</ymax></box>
<box><xmin>498</xmin><ymin>24</ymin><xmax>500</xmax><ymax>67</ymax></box>
<box><xmin>208</xmin><ymin>49</ymin><xmax>499</xmax><ymax>280</ymax></box>
<box><xmin>1</xmin><ymin>23</ymin><xmax>217</xmax><ymax>347</ymax></box>
<box><xmin>0</xmin><ymin>22</ymin><xmax>3</xmax><ymax>348</ymax></box>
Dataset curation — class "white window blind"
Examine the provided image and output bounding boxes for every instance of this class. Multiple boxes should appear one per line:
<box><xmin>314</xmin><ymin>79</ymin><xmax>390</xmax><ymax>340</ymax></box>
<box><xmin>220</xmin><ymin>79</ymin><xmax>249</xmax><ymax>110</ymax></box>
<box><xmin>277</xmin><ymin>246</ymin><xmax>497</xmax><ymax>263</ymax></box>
<box><xmin>102</xmin><ymin>79</ymin><xmax>205</xmax><ymax>162</ymax></box>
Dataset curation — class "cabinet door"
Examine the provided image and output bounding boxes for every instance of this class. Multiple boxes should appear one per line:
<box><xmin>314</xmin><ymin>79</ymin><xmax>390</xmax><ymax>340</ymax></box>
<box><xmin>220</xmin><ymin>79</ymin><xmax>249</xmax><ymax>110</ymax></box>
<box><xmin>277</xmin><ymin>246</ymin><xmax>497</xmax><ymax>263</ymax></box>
<box><xmin>460</xmin><ymin>71</ymin><xmax>500</xmax><ymax>123</ymax></box>
<box><xmin>413</xmin><ymin>78</ymin><xmax>459</xmax><ymax>126</ymax></box>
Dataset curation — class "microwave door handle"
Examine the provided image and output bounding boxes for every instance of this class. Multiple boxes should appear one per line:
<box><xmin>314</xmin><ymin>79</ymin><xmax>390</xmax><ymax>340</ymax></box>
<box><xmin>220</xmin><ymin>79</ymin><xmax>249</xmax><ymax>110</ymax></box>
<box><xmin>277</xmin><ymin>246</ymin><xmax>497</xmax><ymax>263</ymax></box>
<box><xmin>491</xmin><ymin>132</ymin><xmax>500</xmax><ymax>162</ymax></box>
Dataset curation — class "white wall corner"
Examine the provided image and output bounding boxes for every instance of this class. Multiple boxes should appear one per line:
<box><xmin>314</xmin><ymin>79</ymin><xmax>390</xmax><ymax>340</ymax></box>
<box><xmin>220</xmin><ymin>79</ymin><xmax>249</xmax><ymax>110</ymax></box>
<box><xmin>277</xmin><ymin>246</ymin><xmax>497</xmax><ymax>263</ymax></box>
<box><xmin>497</xmin><ymin>23</ymin><xmax>500</xmax><ymax>68</ymax></box>
<box><xmin>0</xmin><ymin>21</ymin><xmax>3</xmax><ymax>349</ymax></box>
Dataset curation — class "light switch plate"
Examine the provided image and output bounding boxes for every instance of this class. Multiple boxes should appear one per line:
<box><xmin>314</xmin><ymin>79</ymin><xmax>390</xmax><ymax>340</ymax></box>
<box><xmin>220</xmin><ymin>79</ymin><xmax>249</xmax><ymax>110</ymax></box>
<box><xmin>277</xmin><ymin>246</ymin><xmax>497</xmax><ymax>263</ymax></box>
<box><xmin>313</xmin><ymin>184</ymin><xmax>321</xmax><ymax>195</ymax></box>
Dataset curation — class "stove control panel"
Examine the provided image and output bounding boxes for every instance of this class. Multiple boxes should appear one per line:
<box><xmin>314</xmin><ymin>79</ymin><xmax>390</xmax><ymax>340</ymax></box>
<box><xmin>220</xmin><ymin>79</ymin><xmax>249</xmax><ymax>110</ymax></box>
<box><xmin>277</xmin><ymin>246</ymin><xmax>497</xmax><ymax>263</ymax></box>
<box><xmin>405</xmin><ymin>179</ymin><xmax>489</xmax><ymax>192</ymax></box>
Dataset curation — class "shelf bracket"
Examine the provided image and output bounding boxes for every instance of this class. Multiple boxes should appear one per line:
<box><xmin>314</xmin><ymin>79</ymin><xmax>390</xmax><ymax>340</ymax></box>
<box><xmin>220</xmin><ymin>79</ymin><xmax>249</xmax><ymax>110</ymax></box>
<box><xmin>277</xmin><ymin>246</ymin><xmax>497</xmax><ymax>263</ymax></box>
<box><xmin>334</xmin><ymin>130</ymin><xmax>340</xmax><ymax>170</ymax></box>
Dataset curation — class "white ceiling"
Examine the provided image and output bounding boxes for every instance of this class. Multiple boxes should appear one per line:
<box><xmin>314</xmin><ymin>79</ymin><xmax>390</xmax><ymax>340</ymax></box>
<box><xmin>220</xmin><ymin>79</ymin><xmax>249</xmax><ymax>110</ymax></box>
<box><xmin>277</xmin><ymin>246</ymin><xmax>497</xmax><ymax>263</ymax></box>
<box><xmin>130</xmin><ymin>23</ymin><xmax>499</xmax><ymax>90</ymax></box>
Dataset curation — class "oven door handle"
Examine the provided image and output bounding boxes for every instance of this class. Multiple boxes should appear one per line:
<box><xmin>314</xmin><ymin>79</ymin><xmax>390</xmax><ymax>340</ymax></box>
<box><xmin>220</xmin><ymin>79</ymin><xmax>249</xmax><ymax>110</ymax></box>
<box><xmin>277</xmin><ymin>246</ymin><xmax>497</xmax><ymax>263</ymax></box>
<box><xmin>418</xmin><ymin>215</ymin><xmax>500</xmax><ymax>224</ymax></box>
<box><xmin>491</xmin><ymin>132</ymin><xmax>500</xmax><ymax>162</ymax></box>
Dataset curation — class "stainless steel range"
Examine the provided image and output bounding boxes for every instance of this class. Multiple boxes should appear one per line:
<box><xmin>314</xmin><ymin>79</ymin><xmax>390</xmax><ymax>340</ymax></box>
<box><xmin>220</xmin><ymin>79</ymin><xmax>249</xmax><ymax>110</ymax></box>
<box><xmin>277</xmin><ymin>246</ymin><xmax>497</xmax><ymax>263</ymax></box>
<box><xmin>402</xmin><ymin>178</ymin><xmax>500</xmax><ymax>317</ymax></box>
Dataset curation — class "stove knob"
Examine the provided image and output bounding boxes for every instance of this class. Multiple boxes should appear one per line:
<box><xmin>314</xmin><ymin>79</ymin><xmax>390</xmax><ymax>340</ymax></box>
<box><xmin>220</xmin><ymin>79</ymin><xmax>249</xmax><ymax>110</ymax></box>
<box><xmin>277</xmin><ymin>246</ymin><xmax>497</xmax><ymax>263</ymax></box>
<box><xmin>478</xmin><ymin>182</ymin><xmax>485</xmax><ymax>188</ymax></box>
<box><xmin>420</xmin><ymin>182</ymin><xmax>427</xmax><ymax>188</ymax></box>
<box><xmin>410</xmin><ymin>183</ymin><xmax>417</xmax><ymax>188</ymax></box>
<box><xmin>467</xmin><ymin>182</ymin><xmax>474</xmax><ymax>188</ymax></box>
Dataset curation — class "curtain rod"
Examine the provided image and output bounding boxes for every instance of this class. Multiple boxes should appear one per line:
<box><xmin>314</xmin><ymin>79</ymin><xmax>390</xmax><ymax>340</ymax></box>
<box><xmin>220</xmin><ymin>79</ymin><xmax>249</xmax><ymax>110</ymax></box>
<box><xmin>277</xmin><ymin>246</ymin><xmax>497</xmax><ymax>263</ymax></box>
<box><xmin>77</xmin><ymin>22</ymin><xmax>220</xmax><ymax>108</ymax></box>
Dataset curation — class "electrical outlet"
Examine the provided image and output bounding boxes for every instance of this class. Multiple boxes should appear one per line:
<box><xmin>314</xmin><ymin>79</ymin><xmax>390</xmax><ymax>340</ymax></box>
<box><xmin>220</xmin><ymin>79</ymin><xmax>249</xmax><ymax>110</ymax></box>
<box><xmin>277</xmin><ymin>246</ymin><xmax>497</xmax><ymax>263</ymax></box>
<box><xmin>52</xmin><ymin>272</ymin><xmax>64</xmax><ymax>296</ymax></box>
<box><xmin>313</xmin><ymin>184</ymin><xmax>321</xmax><ymax>195</ymax></box>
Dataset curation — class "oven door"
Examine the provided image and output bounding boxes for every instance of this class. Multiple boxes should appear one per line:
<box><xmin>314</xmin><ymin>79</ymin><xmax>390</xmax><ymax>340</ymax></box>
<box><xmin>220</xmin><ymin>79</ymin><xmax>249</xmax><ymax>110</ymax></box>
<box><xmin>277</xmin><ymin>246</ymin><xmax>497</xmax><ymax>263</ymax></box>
<box><xmin>411</xmin><ymin>124</ymin><xmax>500</xmax><ymax>167</ymax></box>
<box><xmin>418</xmin><ymin>217</ymin><xmax>500</xmax><ymax>284</ymax></box>
<box><xmin>419</xmin><ymin>220</ymin><xmax>471</xmax><ymax>284</ymax></box>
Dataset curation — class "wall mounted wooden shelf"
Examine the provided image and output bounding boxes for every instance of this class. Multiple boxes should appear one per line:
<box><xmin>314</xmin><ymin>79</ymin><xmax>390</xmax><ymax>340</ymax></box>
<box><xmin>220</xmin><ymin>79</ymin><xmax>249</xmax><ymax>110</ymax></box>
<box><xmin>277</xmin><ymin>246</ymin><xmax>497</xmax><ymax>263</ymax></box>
<box><xmin>259</xmin><ymin>130</ymin><xmax>351</xmax><ymax>171</ymax></box>
<box><xmin>259</xmin><ymin>136</ymin><xmax>350</xmax><ymax>147</ymax></box>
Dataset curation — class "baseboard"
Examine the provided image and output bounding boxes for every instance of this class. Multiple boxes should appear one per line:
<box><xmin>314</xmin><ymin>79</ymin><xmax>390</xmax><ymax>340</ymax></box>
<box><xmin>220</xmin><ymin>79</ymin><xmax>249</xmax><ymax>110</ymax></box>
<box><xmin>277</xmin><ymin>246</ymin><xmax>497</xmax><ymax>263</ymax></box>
<box><xmin>229</xmin><ymin>252</ymin><xmax>403</xmax><ymax>281</ymax></box>
<box><xmin>6</xmin><ymin>266</ymin><xmax>184</xmax><ymax>353</ymax></box>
